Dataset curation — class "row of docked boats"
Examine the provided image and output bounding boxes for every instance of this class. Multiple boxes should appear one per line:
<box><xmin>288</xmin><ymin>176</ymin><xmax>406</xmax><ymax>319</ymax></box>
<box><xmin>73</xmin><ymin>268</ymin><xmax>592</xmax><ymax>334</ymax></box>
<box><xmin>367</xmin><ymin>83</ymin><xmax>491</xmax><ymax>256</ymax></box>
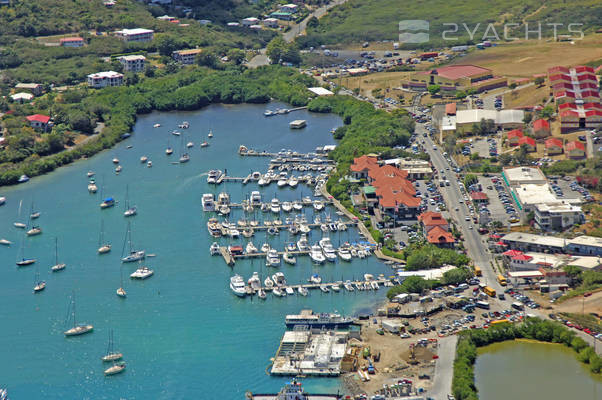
<box><xmin>202</xmin><ymin>192</ymin><xmax>328</xmax><ymax>215</ymax></box>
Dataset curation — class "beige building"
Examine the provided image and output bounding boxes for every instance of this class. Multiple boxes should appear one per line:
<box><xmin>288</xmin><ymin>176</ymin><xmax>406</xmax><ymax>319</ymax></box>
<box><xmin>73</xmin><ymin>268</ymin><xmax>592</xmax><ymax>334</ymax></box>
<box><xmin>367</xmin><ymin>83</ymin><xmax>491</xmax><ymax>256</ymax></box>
<box><xmin>118</xmin><ymin>55</ymin><xmax>146</xmax><ymax>72</ymax></box>
<box><xmin>172</xmin><ymin>49</ymin><xmax>202</xmax><ymax>65</ymax></box>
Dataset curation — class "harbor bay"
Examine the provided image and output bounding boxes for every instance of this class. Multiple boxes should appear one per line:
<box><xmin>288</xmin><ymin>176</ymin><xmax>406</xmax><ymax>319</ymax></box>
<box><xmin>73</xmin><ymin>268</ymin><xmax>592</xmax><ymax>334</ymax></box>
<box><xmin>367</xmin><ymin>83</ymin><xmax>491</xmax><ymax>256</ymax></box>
<box><xmin>0</xmin><ymin>102</ymin><xmax>392</xmax><ymax>399</ymax></box>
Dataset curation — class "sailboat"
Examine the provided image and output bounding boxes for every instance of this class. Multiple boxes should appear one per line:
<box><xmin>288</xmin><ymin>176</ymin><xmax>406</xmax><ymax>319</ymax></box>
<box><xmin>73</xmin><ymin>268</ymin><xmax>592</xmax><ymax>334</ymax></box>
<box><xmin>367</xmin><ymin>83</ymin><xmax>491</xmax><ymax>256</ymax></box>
<box><xmin>102</xmin><ymin>329</ymin><xmax>123</xmax><ymax>362</ymax></box>
<box><xmin>63</xmin><ymin>292</ymin><xmax>94</xmax><ymax>336</ymax></box>
<box><xmin>51</xmin><ymin>237</ymin><xmax>66</xmax><ymax>272</ymax></box>
<box><xmin>179</xmin><ymin>135</ymin><xmax>190</xmax><ymax>163</ymax></box>
<box><xmin>98</xmin><ymin>219</ymin><xmax>111</xmax><ymax>254</ymax></box>
<box><xmin>116</xmin><ymin>265</ymin><xmax>127</xmax><ymax>298</ymax></box>
<box><xmin>123</xmin><ymin>185</ymin><xmax>137</xmax><ymax>217</ymax></box>
<box><xmin>165</xmin><ymin>139</ymin><xmax>173</xmax><ymax>155</ymax></box>
<box><xmin>16</xmin><ymin>236</ymin><xmax>36</xmax><ymax>266</ymax></box>
<box><xmin>208</xmin><ymin>130</ymin><xmax>213</xmax><ymax>138</ymax></box>
<box><xmin>104</xmin><ymin>361</ymin><xmax>126</xmax><ymax>376</ymax></box>
<box><xmin>29</xmin><ymin>200</ymin><xmax>40</xmax><ymax>219</ymax></box>
<box><xmin>14</xmin><ymin>200</ymin><xmax>26</xmax><ymax>228</ymax></box>
<box><xmin>120</xmin><ymin>221</ymin><xmax>145</xmax><ymax>263</ymax></box>
<box><xmin>33</xmin><ymin>264</ymin><xmax>46</xmax><ymax>293</ymax></box>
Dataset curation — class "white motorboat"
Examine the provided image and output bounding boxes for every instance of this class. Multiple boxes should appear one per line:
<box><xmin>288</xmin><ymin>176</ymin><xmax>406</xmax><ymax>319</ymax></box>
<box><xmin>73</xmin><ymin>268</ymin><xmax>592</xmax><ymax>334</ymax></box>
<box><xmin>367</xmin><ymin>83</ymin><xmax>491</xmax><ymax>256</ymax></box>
<box><xmin>313</xmin><ymin>201</ymin><xmax>324</xmax><ymax>211</ymax></box>
<box><xmin>208</xmin><ymin>130</ymin><xmax>213</xmax><ymax>138</ymax></box>
<box><xmin>344</xmin><ymin>281</ymin><xmax>354</xmax><ymax>292</ymax></box>
<box><xmin>277</xmin><ymin>179</ymin><xmax>288</xmax><ymax>188</ymax></box>
<box><xmin>112</xmin><ymin>157</ymin><xmax>119</xmax><ymax>164</ymax></box>
<box><xmin>337</xmin><ymin>220</ymin><xmax>348</xmax><ymax>231</ymax></box>
<box><xmin>272</xmin><ymin>287</ymin><xmax>286</xmax><ymax>297</ymax></box>
<box><xmin>283</xmin><ymin>252</ymin><xmax>296</xmax><ymax>265</ymax></box>
<box><xmin>88</xmin><ymin>180</ymin><xmax>98</xmax><ymax>193</ymax></box>
<box><xmin>264</xmin><ymin>276</ymin><xmax>274</xmax><ymax>288</ymax></box>
<box><xmin>310</xmin><ymin>244</ymin><xmax>325</xmax><ymax>264</ymax></box>
<box><xmin>202</xmin><ymin>193</ymin><xmax>215</xmax><ymax>212</ymax></box>
<box><xmin>319</xmin><ymin>285</ymin><xmax>330</xmax><ymax>293</ymax></box>
<box><xmin>171</xmin><ymin>130</ymin><xmax>181</xmax><ymax>136</ymax></box>
<box><xmin>371</xmin><ymin>281</ymin><xmax>379</xmax><ymax>290</ymax></box>
<box><xmin>130</xmin><ymin>265</ymin><xmax>154</xmax><ymax>279</ymax></box>
<box><xmin>266</xmin><ymin>249</ymin><xmax>280</xmax><ymax>267</ymax></box>
<box><xmin>179</xmin><ymin>121</ymin><xmax>190</xmax><ymax>129</ymax></box>
<box><xmin>87</xmin><ymin>171</ymin><xmax>95</xmax><ymax>178</ymax></box>
<box><xmin>292</xmin><ymin>201</ymin><xmax>303</xmax><ymax>211</ymax></box>
<box><xmin>14</xmin><ymin>222</ymin><xmax>26</xmax><ymax>229</ymax></box>
<box><xmin>258</xmin><ymin>289</ymin><xmax>267</xmax><ymax>299</ymax></box>
<box><xmin>288</xmin><ymin>177</ymin><xmax>298</xmax><ymax>188</ymax></box>
<box><xmin>298</xmin><ymin>286</ymin><xmax>308</xmax><ymax>296</ymax></box>
<box><xmin>0</xmin><ymin>238</ymin><xmax>11</xmax><ymax>246</ymax></box>
<box><xmin>207</xmin><ymin>170</ymin><xmax>223</xmax><ymax>184</ymax></box>
<box><xmin>319</xmin><ymin>237</ymin><xmax>337</xmax><ymax>262</ymax></box>
<box><xmin>228</xmin><ymin>228</ymin><xmax>240</xmax><ymax>238</ymax></box>
<box><xmin>320</xmin><ymin>224</ymin><xmax>329</xmax><ymax>233</ymax></box>
<box><xmin>261</xmin><ymin>243</ymin><xmax>270</xmax><ymax>253</ymax></box>
<box><xmin>153</xmin><ymin>123</ymin><xmax>161</xmax><ymax>128</ymax></box>
<box><xmin>302</xmin><ymin>196</ymin><xmax>312</xmax><ymax>205</ymax></box>
<box><xmin>338</xmin><ymin>246</ymin><xmax>352</xmax><ymax>262</ymax></box>
<box><xmin>140</xmin><ymin>156</ymin><xmax>148</xmax><ymax>163</ymax></box>
<box><xmin>207</xmin><ymin>218</ymin><xmax>222</xmax><ymax>237</ymax></box>
<box><xmin>230</xmin><ymin>274</ymin><xmax>246</xmax><ymax>297</ymax></box>
<box><xmin>250</xmin><ymin>191</ymin><xmax>262</xmax><ymax>205</ymax></box>
<box><xmin>245</xmin><ymin>242</ymin><xmax>257</xmax><ymax>254</ymax></box>
<box><xmin>248</xmin><ymin>272</ymin><xmax>261</xmax><ymax>291</ymax></box>
<box><xmin>297</xmin><ymin>234</ymin><xmax>310</xmax><ymax>251</ymax></box>
<box><xmin>299</xmin><ymin>224</ymin><xmax>310</xmax><ymax>234</ymax></box>
<box><xmin>217</xmin><ymin>192</ymin><xmax>230</xmax><ymax>206</ymax></box>
<box><xmin>281</xmin><ymin>202</ymin><xmax>293</xmax><ymax>212</ymax></box>
<box><xmin>258</xmin><ymin>177</ymin><xmax>268</xmax><ymax>186</ymax></box>
<box><xmin>115</xmin><ymin>165</ymin><xmax>122</xmax><ymax>173</ymax></box>
<box><xmin>331</xmin><ymin>283</ymin><xmax>341</xmax><ymax>292</ymax></box>
<box><xmin>242</xmin><ymin>227</ymin><xmax>254</xmax><ymax>238</ymax></box>
<box><xmin>186</xmin><ymin>142</ymin><xmax>194</xmax><ymax>148</ymax></box>
<box><xmin>210</xmin><ymin>242</ymin><xmax>220</xmax><ymax>255</ymax></box>
<box><xmin>272</xmin><ymin>272</ymin><xmax>286</xmax><ymax>286</ymax></box>
<box><xmin>286</xmin><ymin>242</ymin><xmax>297</xmax><ymax>252</ymax></box>
<box><xmin>309</xmin><ymin>274</ymin><xmax>322</xmax><ymax>284</ymax></box>
<box><xmin>147</xmin><ymin>161</ymin><xmax>152</xmax><ymax>168</ymax></box>
<box><xmin>285</xmin><ymin>287</ymin><xmax>295</xmax><ymax>296</ymax></box>
<box><xmin>270</xmin><ymin>198</ymin><xmax>281</xmax><ymax>214</ymax></box>
<box><xmin>166</xmin><ymin>146</ymin><xmax>173</xmax><ymax>155</ymax></box>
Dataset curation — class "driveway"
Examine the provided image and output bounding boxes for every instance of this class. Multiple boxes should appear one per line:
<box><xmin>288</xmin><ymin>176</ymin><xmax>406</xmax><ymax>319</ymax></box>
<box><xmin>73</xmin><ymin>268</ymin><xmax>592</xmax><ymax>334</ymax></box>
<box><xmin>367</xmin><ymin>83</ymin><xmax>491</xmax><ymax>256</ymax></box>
<box><xmin>429</xmin><ymin>335</ymin><xmax>458</xmax><ymax>400</ymax></box>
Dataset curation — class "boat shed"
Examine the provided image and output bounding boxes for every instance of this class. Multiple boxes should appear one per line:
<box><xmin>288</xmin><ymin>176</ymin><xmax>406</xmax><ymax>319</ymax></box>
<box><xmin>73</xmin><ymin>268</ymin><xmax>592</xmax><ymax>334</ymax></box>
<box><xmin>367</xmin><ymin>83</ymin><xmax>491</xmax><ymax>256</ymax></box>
<box><xmin>308</xmin><ymin>87</ymin><xmax>334</xmax><ymax>96</ymax></box>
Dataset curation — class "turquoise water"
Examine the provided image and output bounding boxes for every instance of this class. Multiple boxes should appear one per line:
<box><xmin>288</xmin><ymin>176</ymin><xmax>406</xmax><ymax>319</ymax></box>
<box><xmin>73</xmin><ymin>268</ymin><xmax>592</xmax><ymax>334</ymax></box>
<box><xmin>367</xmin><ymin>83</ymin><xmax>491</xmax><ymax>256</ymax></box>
<box><xmin>0</xmin><ymin>103</ymin><xmax>391</xmax><ymax>399</ymax></box>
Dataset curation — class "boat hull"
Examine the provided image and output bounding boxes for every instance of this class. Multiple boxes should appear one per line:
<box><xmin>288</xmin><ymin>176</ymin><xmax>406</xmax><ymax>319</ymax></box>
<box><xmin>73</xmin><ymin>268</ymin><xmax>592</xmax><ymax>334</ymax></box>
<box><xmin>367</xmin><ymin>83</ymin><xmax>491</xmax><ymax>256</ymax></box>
<box><xmin>64</xmin><ymin>325</ymin><xmax>94</xmax><ymax>336</ymax></box>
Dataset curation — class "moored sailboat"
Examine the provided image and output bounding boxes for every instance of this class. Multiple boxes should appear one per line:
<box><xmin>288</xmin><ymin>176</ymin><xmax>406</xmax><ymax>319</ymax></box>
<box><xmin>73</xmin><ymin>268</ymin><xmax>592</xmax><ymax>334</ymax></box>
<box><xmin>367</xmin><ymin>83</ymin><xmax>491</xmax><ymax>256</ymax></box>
<box><xmin>64</xmin><ymin>293</ymin><xmax>94</xmax><ymax>336</ymax></box>
<box><xmin>102</xmin><ymin>329</ymin><xmax>123</xmax><ymax>362</ymax></box>
<box><xmin>98</xmin><ymin>219</ymin><xmax>111</xmax><ymax>254</ymax></box>
<box><xmin>120</xmin><ymin>221</ymin><xmax>145</xmax><ymax>263</ymax></box>
<box><xmin>51</xmin><ymin>237</ymin><xmax>66</xmax><ymax>272</ymax></box>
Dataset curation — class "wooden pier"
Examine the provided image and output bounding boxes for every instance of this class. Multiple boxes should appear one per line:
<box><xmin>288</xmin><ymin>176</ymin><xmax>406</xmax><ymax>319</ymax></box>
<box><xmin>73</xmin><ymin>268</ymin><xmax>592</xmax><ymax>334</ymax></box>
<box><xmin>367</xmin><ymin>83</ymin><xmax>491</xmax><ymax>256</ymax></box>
<box><xmin>219</xmin><ymin>247</ymin><xmax>235</xmax><ymax>266</ymax></box>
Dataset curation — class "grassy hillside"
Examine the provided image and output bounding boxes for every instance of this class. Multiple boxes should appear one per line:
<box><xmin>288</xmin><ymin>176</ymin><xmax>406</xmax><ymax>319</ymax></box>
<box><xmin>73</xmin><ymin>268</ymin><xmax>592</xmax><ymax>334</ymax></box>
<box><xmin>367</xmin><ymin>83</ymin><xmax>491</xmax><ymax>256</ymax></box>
<box><xmin>302</xmin><ymin>0</ymin><xmax>602</xmax><ymax>48</ymax></box>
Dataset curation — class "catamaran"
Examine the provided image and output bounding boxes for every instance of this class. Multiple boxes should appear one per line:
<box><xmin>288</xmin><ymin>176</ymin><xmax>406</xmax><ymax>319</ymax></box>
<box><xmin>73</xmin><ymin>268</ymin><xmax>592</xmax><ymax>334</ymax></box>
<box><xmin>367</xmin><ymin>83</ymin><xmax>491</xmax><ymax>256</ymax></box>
<box><xmin>102</xmin><ymin>329</ymin><xmax>123</xmax><ymax>362</ymax></box>
<box><xmin>64</xmin><ymin>293</ymin><xmax>94</xmax><ymax>336</ymax></box>
<box><xmin>51</xmin><ymin>237</ymin><xmax>66</xmax><ymax>272</ymax></box>
<box><xmin>120</xmin><ymin>221</ymin><xmax>145</xmax><ymax>263</ymax></box>
<box><xmin>130</xmin><ymin>263</ymin><xmax>154</xmax><ymax>279</ymax></box>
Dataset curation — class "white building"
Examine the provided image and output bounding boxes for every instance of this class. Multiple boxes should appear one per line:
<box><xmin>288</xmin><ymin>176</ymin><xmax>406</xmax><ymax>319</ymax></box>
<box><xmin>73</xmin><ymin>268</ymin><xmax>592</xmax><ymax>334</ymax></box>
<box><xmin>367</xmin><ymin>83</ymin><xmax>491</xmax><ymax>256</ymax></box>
<box><xmin>280</xmin><ymin>4</ymin><xmax>299</xmax><ymax>13</ymax></box>
<box><xmin>534</xmin><ymin>202</ymin><xmax>584</xmax><ymax>231</ymax></box>
<box><xmin>10</xmin><ymin>92</ymin><xmax>34</xmax><ymax>103</ymax></box>
<box><xmin>114</xmin><ymin>28</ymin><xmax>154</xmax><ymax>42</ymax></box>
<box><xmin>308</xmin><ymin>87</ymin><xmax>334</xmax><ymax>96</ymax></box>
<box><xmin>566</xmin><ymin>235</ymin><xmax>602</xmax><ymax>257</ymax></box>
<box><xmin>87</xmin><ymin>71</ymin><xmax>124</xmax><ymax>88</ymax></box>
<box><xmin>242</xmin><ymin>17</ymin><xmax>259</xmax><ymax>26</ymax></box>
<box><xmin>501</xmin><ymin>232</ymin><xmax>566</xmax><ymax>253</ymax></box>
<box><xmin>502</xmin><ymin>167</ymin><xmax>547</xmax><ymax>186</ymax></box>
<box><xmin>454</xmin><ymin>109</ymin><xmax>524</xmax><ymax>134</ymax></box>
<box><xmin>118</xmin><ymin>55</ymin><xmax>146</xmax><ymax>72</ymax></box>
<box><xmin>263</xmin><ymin>17</ymin><xmax>279</xmax><ymax>28</ymax></box>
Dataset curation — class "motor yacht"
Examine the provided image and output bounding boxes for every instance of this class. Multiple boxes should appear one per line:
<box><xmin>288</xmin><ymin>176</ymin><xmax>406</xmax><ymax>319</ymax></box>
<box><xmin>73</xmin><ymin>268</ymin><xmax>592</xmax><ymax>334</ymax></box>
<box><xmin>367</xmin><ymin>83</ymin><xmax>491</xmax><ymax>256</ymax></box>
<box><xmin>230</xmin><ymin>274</ymin><xmax>246</xmax><ymax>297</ymax></box>
<box><xmin>319</xmin><ymin>237</ymin><xmax>337</xmax><ymax>262</ymax></box>
<box><xmin>270</xmin><ymin>198</ymin><xmax>281</xmax><ymax>214</ymax></box>
<box><xmin>266</xmin><ymin>249</ymin><xmax>281</xmax><ymax>267</ymax></box>
<box><xmin>250</xmin><ymin>191</ymin><xmax>262</xmax><ymax>205</ymax></box>
<box><xmin>281</xmin><ymin>202</ymin><xmax>293</xmax><ymax>212</ymax></box>
<box><xmin>292</xmin><ymin>201</ymin><xmax>303</xmax><ymax>211</ymax></box>
<box><xmin>245</xmin><ymin>242</ymin><xmax>257</xmax><ymax>254</ymax></box>
<box><xmin>288</xmin><ymin>177</ymin><xmax>298</xmax><ymax>188</ymax></box>
<box><xmin>310</xmin><ymin>244</ymin><xmax>326</xmax><ymax>264</ymax></box>
<box><xmin>313</xmin><ymin>201</ymin><xmax>324</xmax><ymax>211</ymax></box>
<box><xmin>283</xmin><ymin>252</ymin><xmax>296</xmax><ymax>265</ymax></box>
<box><xmin>264</xmin><ymin>276</ymin><xmax>274</xmax><ymax>288</ymax></box>
<box><xmin>202</xmin><ymin>193</ymin><xmax>215</xmax><ymax>212</ymax></box>
<box><xmin>248</xmin><ymin>272</ymin><xmax>261</xmax><ymax>291</ymax></box>
<box><xmin>296</xmin><ymin>234</ymin><xmax>310</xmax><ymax>251</ymax></box>
<box><xmin>309</xmin><ymin>274</ymin><xmax>322</xmax><ymax>284</ymax></box>
<box><xmin>298</xmin><ymin>286</ymin><xmax>308</xmax><ymax>296</ymax></box>
<box><xmin>207</xmin><ymin>169</ymin><xmax>223</xmax><ymax>184</ymax></box>
<box><xmin>337</xmin><ymin>246</ymin><xmax>352</xmax><ymax>261</ymax></box>
<box><xmin>210</xmin><ymin>242</ymin><xmax>220</xmax><ymax>255</ymax></box>
<box><xmin>272</xmin><ymin>272</ymin><xmax>286</xmax><ymax>286</ymax></box>
<box><xmin>130</xmin><ymin>266</ymin><xmax>154</xmax><ymax>279</ymax></box>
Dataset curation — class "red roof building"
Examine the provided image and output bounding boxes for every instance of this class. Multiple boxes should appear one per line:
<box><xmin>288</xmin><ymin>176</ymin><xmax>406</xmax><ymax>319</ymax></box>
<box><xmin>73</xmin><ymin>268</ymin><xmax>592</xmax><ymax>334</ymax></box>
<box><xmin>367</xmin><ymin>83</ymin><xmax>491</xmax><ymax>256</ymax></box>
<box><xmin>470</xmin><ymin>191</ymin><xmax>488</xmax><ymax>202</ymax></box>
<box><xmin>425</xmin><ymin>64</ymin><xmax>491</xmax><ymax>80</ymax></box>
<box><xmin>60</xmin><ymin>37</ymin><xmax>84</xmax><ymax>47</ymax></box>
<box><xmin>350</xmin><ymin>155</ymin><xmax>378</xmax><ymax>178</ymax></box>
<box><xmin>517</xmin><ymin>136</ymin><xmax>536</xmax><ymax>152</ymax></box>
<box><xmin>426</xmin><ymin>226</ymin><xmax>455</xmax><ymax>247</ymax></box>
<box><xmin>565</xmin><ymin>140</ymin><xmax>586</xmax><ymax>159</ymax></box>
<box><xmin>445</xmin><ymin>102</ymin><xmax>456</xmax><ymax>116</ymax></box>
<box><xmin>532</xmin><ymin>119</ymin><xmax>550</xmax><ymax>138</ymax></box>
<box><xmin>418</xmin><ymin>211</ymin><xmax>449</xmax><ymax>232</ymax></box>
<box><xmin>502</xmin><ymin>249</ymin><xmax>523</xmax><ymax>257</ymax></box>
<box><xmin>512</xmin><ymin>254</ymin><xmax>534</xmax><ymax>262</ymax></box>
<box><xmin>545</xmin><ymin>138</ymin><xmax>563</xmax><ymax>155</ymax></box>
<box><xmin>26</xmin><ymin>114</ymin><xmax>51</xmax><ymax>130</ymax></box>
<box><xmin>507</xmin><ymin>129</ymin><xmax>524</xmax><ymax>146</ymax></box>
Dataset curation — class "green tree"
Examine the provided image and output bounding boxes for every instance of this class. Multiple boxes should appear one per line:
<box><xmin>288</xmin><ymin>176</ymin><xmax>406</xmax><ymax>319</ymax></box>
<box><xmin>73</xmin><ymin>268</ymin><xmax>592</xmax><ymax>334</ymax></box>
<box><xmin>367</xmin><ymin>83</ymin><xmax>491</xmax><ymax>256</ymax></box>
<box><xmin>196</xmin><ymin>51</ymin><xmax>218</xmax><ymax>68</ymax></box>
<box><xmin>540</xmin><ymin>105</ymin><xmax>554</xmax><ymax>119</ymax></box>
<box><xmin>442</xmin><ymin>267</ymin><xmax>472</xmax><ymax>285</ymax></box>
<box><xmin>427</xmin><ymin>84</ymin><xmax>440</xmax><ymax>95</ymax></box>
<box><xmin>125</xmin><ymin>72</ymin><xmax>139</xmax><ymax>86</ymax></box>
<box><xmin>307</xmin><ymin>16</ymin><xmax>319</xmax><ymax>28</ymax></box>
<box><xmin>266</xmin><ymin>36</ymin><xmax>287</xmax><ymax>64</ymax></box>
<box><xmin>534</xmin><ymin>76</ymin><xmax>545</xmax><ymax>87</ymax></box>
<box><xmin>68</xmin><ymin>111</ymin><xmax>93</xmax><ymax>134</ymax></box>
<box><xmin>509</xmin><ymin>82</ymin><xmax>517</xmax><ymax>89</ymax></box>
<box><xmin>156</xmin><ymin>34</ymin><xmax>180</xmax><ymax>57</ymax></box>
<box><xmin>227</xmin><ymin>48</ymin><xmax>246</xmax><ymax>65</ymax></box>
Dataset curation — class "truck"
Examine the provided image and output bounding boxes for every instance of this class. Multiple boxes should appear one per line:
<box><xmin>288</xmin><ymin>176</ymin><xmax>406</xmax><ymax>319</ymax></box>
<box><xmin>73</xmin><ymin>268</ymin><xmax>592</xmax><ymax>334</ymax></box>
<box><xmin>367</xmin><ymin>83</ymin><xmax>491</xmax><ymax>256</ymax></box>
<box><xmin>382</xmin><ymin>320</ymin><xmax>403</xmax><ymax>334</ymax></box>
<box><xmin>483</xmin><ymin>286</ymin><xmax>496</xmax><ymax>297</ymax></box>
<box><xmin>474</xmin><ymin>266</ymin><xmax>482</xmax><ymax>277</ymax></box>
<box><xmin>475</xmin><ymin>301</ymin><xmax>490</xmax><ymax>309</ymax></box>
<box><xmin>497</xmin><ymin>274</ymin><xmax>507</xmax><ymax>286</ymax></box>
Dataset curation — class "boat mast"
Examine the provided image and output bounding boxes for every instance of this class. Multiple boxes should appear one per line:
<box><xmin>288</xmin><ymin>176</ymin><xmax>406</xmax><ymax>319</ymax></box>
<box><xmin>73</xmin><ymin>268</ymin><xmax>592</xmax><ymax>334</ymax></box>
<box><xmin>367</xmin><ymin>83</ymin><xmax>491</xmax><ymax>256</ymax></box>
<box><xmin>99</xmin><ymin>220</ymin><xmax>104</xmax><ymax>246</ymax></box>
<box><xmin>55</xmin><ymin>237</ymin><xmax>58</xmax><ymax>265</ymax></box>
<box><xmin>124</xmin><ymin>184</ymin><xmax>129</xmax><ymax>211</ymax></box>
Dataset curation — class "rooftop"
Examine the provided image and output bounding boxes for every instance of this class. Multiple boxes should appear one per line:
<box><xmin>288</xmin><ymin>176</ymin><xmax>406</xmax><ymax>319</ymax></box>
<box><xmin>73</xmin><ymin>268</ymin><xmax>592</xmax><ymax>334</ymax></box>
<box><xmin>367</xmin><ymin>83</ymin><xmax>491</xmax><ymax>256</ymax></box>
<box><xmin>116</xmin><ymin>28</ymin><xmax>154</xmax><ymax>35</ymax></box>
<box><xmin>118</xmin><ymin>55</ymin><xmax>146</xmax><ymax>61</ymax></box>
<box><xmin>308</xmin><ymin>87</ymin><xmax>334</xmax><ymax>96</ymax></box>
<box><xmin>424</xmin><ymin>64</ymin><xmax>491</xmax><ymax>80</ymax></box>
<box><xmin>426</xmin><ymin>226</ymin><xmax>455</xmax><ymax>244</ymax></box>
<box><xmin>418</xmin><ymin>211</ymin><xmax>448</xmax><ymax>226</ymax></box>
<box><xmin>88</xmin><ymin>71</ymin><xmax>123</xmax><ymax>79</ymax></box>
<box><xmin>503</xmin><ymin>167</ymin><xmax>547</xmax><ymax>185</ymax></box>
<box><xmin>501</xmin><ymin>232</ymin><xmax>566</xmax><ymax>248</ymax></box>
<box><xmin>568</xmin><ymin>235</ymin><xmax>602</xmax><ymax>248</ymax></box>
<box><xmin>514</xmin><ymin>184</ymin><xmax>559</xmax><ymax>205</ymax></box>
<box><xmin>535</xmin><ymin>202</ymin><xmax>581</xmax><ymax>214</ymax></box>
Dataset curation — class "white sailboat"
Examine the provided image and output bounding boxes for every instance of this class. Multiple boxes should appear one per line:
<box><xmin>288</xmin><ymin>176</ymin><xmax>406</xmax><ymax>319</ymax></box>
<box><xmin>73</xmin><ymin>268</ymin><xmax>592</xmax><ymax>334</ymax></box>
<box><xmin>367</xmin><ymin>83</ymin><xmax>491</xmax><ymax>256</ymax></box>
<box><xmin>0</xmin><ymin>238</ymin><xmax>11</xmax><ymax>246</ymax></box>
<box><xmin>120</xmin><ymin>221</ymin><xmax>145</xmax><ymax>263</ymax></box>
<box><xmin>116</xmin><ymin>265</ymin><xmax>127</xmax><ymax>298</ymax></box>
<box><xmin>123</xmin><ymin>185</ymin><xmax>137</xmax><ymax>217</ymax></box>
<box><xmin>104</xmin><ymin>361</ymin><xmax>126</xmax><ymax>376</ymax></box>
<box><xmin>98</xmin><ymin>219</ymin><xmax>111</xmax><ymax>254</ymax></box>
<box><xmin>63</xmin><ymin>293</ymin><xmax>94</xmax><ymax>336</ymax></box>
<box><xmin>29</xmin><ymin>200</ymin><xmax>40</xmax><ymax>219</ymax></box>
<box><xmin>51</xmin><ymin>237</ymin><xmax>66</xmax><ymax>272</ymax></box>
<box><xmin>101</xmin><ymin>329</ymin><xmax>123</xmax><ymax>362</ymax></box>
<box><xmin>14</xmin><ymin>199</ymin><xmax>26</xmax><ymax>228</ymax></box>
<box><xmin>33</xmin><ymin>264</ymin><xmax>46</xmax><ymax>293</ymax></box>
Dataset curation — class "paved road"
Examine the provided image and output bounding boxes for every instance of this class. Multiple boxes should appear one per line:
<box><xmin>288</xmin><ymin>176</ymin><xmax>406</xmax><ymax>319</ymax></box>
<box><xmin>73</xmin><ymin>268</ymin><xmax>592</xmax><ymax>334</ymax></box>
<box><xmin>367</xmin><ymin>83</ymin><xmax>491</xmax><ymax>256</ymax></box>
<box><xmin>429</xmin><ymin>335</ymin><xmax>458</xmax><ymax>400</ymax></box>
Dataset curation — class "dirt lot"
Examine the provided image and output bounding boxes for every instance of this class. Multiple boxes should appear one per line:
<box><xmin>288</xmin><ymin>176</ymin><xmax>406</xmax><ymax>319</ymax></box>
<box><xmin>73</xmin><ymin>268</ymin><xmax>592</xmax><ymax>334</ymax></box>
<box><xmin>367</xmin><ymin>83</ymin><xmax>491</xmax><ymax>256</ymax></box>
<box><xmin>553</xmin><ymin>290</ymin><xmax>602</xmax><ymax>315</ymax></box>
<box><xmin>503</xmin><ymin>84</ymin><xmax>550</xmax><ymax>108</ymax></box>
<box><xmin>340</xmin><ymin>71</ymin><xmax>414</xmax><ymax>99</ymax></box>
<box><xmin>449</xmin><ymin>35</ymin><xmax>602</xmax><ymax>78</ymax></box>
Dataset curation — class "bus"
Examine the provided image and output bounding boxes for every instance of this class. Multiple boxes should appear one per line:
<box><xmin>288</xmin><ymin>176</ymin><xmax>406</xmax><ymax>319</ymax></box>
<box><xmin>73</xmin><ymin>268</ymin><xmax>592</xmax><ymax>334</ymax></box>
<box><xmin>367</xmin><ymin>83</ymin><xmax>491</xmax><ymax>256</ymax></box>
<box><xmin>491</xmin><ymin>319</ymin><xmax>510</xmax><ymax>325</ymax></box>
<box><xmin>474</xmin><ymin>266</ymin><xmax>482</xmax><ymax>277</ymax></box>
<box><xmin>483</xmin><ymin>286</ymin><xmax>496</xmax><ymax>297</ymax></box>
<box><xmin>497</xmin><ymin>274</ymin><xmax>507</xmax><ymax>286</ymax></box>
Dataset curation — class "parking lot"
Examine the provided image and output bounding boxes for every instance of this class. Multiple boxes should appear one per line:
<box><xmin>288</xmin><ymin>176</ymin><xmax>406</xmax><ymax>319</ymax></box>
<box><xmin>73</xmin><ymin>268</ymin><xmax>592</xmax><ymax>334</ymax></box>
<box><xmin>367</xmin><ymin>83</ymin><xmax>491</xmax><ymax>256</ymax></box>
<box><xmin>476</xmin><ymin>175</ymin><xmax>519</xmax><ymax>225</ymax></box>
<box><xmin>470</xmin><ymin>136</ymin><xmax>501</xmax><ymax>159</ymax></box>
<box><xmin>548</xmin><ymin>176</ymin><xmax>594</xmax><ymax>202</ymax></box>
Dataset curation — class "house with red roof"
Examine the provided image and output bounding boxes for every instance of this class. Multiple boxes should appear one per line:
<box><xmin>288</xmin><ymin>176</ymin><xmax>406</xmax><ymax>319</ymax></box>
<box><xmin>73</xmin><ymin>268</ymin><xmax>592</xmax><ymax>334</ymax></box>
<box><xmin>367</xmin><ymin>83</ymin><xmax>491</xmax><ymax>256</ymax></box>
<box><xmin>565</xmin><ymin>140</ymin><xmax>585</xmax><ymax>159</ymax></box>
<box><xmin>26</xmin><ymin>114</ymin><xmax>51</xmax><ymax>131</ymax></box>
<box><xmin>445</xmin><ymin>103</ymin><xmax>456</xmax><ymax>116</ymax></box>
<box><xmin>426</xmin><ymin>226</ymin><xmax>455</xmax><ymax>248</ymax></box>
<box><xmin>418</xmin><ymin>211</ymin><xmax>449</xmax><ymax>233</ymax></box>
<box><xmin>517</xmin><ymin>136</ymin><xmax>536</xmax><ymax>152</ymax></box>
<box><xmin>470</xmin><ymin>191</ymin><xmax>488</xmax><ymax>203</ymax></box>
<box><xmin>350</xmin><ymin>155</ymin><xmax>378</xmax><ymax>179</ymax></box>
<box><xmin>532</xmin><ymin>119</ymin><xmax>550</xmax><ymax>138</ymax></box>
<box><xmin>506</xmin><ymin>129</ymin><xmax>523</xmax><ymax>146</ymax></box>
<box><xmin>545</xmin><ymin>137</ymin><xmax>563</xmax><ymax>155</ymax></box>
<box><xmin>60</xmin><ymin>37</ymin><xmax>84</xmax><ymax>47</ymax></box>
